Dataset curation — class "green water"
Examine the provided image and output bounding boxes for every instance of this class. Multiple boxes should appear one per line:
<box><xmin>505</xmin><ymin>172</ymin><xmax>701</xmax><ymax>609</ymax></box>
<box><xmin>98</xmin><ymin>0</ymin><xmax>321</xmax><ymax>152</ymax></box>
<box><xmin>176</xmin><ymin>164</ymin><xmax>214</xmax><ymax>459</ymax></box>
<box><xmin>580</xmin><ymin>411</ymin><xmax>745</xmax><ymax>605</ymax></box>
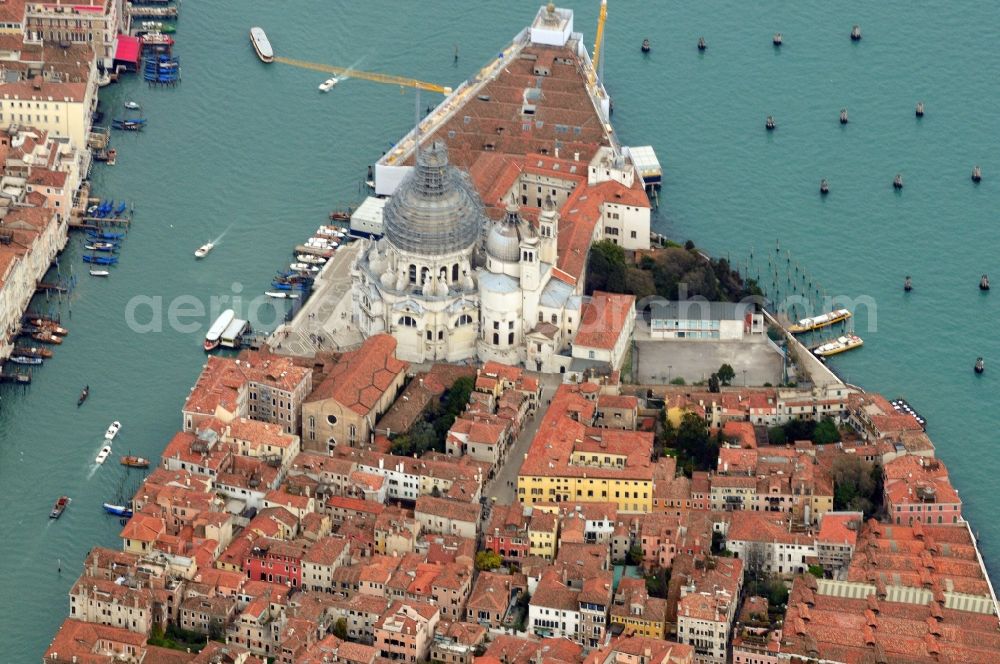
<box><xmin>4</xmin><ymin>2</ymin><xmax>1000</xmax><ymax>659</ymax></box>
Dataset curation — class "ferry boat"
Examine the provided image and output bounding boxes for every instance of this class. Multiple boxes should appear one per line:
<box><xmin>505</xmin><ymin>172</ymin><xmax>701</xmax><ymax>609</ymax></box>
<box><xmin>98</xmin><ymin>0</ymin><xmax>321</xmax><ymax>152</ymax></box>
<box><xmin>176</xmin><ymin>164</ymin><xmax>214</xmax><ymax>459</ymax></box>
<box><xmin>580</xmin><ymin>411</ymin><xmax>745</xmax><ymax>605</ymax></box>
<box><xmin>105</xmin><ymin>421</ymin><xmax>121</xmax><ymax>441</ymax></box>
<box><xmin>95</xmin><ymin>445</ymin><xmax>113</xmax><ymax>464</ymax></box>
<box><xmin>120</xmin><ymin>455</ymin><xmax>150</xmax><ymax>468</ymax></box>
<box><xmin>250</xmin><ymin>27</ymin><xmax>274</xmax><ymax>63</ymax></box>
<box><xmin>204</xmin><ymin>309</ymin><xmax>235</xmax><ymax>351</ymax></box>
<box><xmin>813</xmin><ymin>334</ymin><xmax>864</xmax><ymax>358</ymax></box>
<box><xmin>788</xmin><ymin>308</ymin><xmax>852</xmax><ymax>334</ymax></box>
<box><xmin>319</xmin><ymin>77</ymin><xmax>338</xmax><ymax>92</ymax></box>
<box><xmin>194</xmin><ymin>242</ymin><xmax>214</xmax><ymax>259</ymax></box>
<box><xmin>50</xmin><ymin>496</ymin><xmax>71</xmax><ymax>519</ymax></box>
<box><xmin>103</xmin><ymin>502</ymin><xmax>133</xmax><ymax>518</ymax></box>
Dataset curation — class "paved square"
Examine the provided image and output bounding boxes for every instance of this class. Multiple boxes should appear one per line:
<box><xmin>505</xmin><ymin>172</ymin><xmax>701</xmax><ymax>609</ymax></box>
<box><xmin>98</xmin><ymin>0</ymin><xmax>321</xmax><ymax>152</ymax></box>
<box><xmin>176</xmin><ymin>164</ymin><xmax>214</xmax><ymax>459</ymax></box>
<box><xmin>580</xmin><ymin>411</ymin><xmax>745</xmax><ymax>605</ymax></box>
<box><xmin>634</xmin><ymin>336</ymin><xmax>785</xmax><ymax>386</ymax></box>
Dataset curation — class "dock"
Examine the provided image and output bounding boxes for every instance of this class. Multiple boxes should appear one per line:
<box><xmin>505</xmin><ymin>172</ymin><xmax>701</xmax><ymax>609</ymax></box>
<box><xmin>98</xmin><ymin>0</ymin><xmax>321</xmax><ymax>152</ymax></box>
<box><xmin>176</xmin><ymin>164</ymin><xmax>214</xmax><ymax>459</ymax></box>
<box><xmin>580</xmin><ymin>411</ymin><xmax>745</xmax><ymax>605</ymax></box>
<box><xmin>140</xmin><ymin>33</ymin><xmax>174</xmax><ymax>55</ymax></box>
<box><xmin>125</xmin><ymin>3</ymin><xmax>179</xmax><ymax>19</ymax></box>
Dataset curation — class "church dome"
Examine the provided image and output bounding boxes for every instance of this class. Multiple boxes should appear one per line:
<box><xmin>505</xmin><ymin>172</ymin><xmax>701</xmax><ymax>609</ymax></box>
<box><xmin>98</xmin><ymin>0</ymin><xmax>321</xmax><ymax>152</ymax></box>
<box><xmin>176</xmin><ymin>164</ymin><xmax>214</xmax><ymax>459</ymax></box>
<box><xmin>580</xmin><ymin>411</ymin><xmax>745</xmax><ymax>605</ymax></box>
<box><xmin>486</xmin><ymin>201</ymin><xmax>535</xmax><ymax>263</ymax></box>
<box><xmin>382</xmin><ymin>141</ymin><xmax>485</xmax><ymax>256</ymax></box>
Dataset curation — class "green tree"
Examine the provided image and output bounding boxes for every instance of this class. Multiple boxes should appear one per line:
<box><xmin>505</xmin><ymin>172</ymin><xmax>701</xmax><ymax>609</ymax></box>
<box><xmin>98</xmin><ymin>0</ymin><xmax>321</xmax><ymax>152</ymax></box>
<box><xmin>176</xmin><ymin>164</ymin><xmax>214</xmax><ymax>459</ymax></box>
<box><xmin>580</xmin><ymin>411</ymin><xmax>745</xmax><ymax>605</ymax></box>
<box><xmin>767</xmin><ymin>426</ymin><xmax>786</xmax><ymax>445</ymax></box>
<box><xmin>783</xmin><ymin>419</ymin><xmax>816</xmax><ymax>442</ymax></box>
<box><xmin>625</xmin><ymin>544</ymin><xmax>644</xmax><ymax>566</ymax></box>
<box><xmin>812</xmin><ymin>417</ymin><xmax>841</xmax><ymax>444</ymax></box>
<box><xmin>586</xmin><ymin>240</ymin><xmax>628</xmax><ymax>294</ymax></box>
<box><xmin>831</xmin><ymin>455</ymin><xmax>878</xmax><ymax>517</ymax></box>
<box><xmin>333</xmin><ymin>617</ymin><xmax>348</xmax><ymax>639</ymax></box>
<box><xmin>808</xmin><ymin>564</ymin><xmax>825</xmax><ymax>578</ymax></box>
<box><xmin>676</xmin><ymin>412</ymin><xmax>717</xmax><ymax>471</ymax></box>
<box><xmin>645</xmin><ymin>567</ymin><xmax>671</xmax><ymax>599</ymax></box>
<box><xmin>475</xmin><ymin>550</ymin><xmax>502</xmax><ymax>571</ymax></box>
<box><xmin>717</xmin><ymin>363</ymin><xmax>736</xmax><ymax>386</ymax></box>
<box><xmin>708</xmin><ymin>373</ymin><xmax>721</xmax><ymax>393</ymax></box>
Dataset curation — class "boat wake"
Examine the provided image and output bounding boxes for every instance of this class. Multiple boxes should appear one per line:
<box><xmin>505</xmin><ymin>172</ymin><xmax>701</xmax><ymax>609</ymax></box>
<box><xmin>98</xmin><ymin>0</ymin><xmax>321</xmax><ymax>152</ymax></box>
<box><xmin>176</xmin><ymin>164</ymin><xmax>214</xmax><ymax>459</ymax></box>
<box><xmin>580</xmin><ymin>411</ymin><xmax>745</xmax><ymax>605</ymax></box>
<box><xmin>211</xmin><ymin>222</ymin><xmax>235</xmax><ymax>246</ymax></box>
<box><xmin>86</xmin><ymin>463</ymin><xmax>100</xmax><ymax>480</ymax></box>
<box><xmin>337</xmin><ymin>55</ymin><xmax>368</xmax><ymax>83</ymax></box>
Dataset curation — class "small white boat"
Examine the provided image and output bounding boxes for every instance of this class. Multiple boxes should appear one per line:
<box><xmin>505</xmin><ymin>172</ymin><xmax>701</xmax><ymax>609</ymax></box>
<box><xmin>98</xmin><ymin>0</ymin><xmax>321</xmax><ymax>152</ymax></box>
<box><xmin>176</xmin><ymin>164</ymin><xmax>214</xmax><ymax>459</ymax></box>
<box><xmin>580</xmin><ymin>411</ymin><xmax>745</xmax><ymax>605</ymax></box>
<box><xmin>89</xmin><ymin>269</ymin><xmax>110</xmax><ymax>277</ymax></box>
<box><xmin>124</xmin><ymin>101</ymin><xmax>141</xmax><ymax>110</ymax></box>
<box><xmin>194</xmin><ymin>242</ymin><xmax>214</xmax><ymax>259</ymax></box>
<box><xmin>105</xmin><ymin>421</ymin><xmax>121</xmax><ymax>441</ymax></box>
<box><xmin>319</xmin><ymin>77</ymin><xmax>339</xmax><ymax>92</ymax></box>
<box><xmin>95</xmin><ymin>445</ymin><xmax>113</xmax><ymax>464</ymax></box>
<box><xmin>296</xmin><ymin>254</ymin><xmax>327</xmax><ymax>264</ymax></box>
<box><xmin>265</xmin><ymin>291</ymin><xmax>288</xmax><ymax>298</ymax></box>
<box><xmin>290</xmin><ymin>262</ymin><xmax>320</xmax><ymax>273</ymax></box>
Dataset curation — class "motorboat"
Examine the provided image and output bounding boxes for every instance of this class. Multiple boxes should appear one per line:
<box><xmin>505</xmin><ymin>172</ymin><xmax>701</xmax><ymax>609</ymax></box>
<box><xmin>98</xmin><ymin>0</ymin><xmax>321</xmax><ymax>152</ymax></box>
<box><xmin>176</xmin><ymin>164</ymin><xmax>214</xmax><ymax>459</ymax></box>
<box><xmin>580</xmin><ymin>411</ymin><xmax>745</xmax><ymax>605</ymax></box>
<box><xmin>290</xmin><ymin>262</ymin><xmax>320</xmax><ymax>273</ymax></box>
<box><xmin>89</xmin><ymin>269</ymin><xmax>110</xmax><ymax>277</ymax></box>
<box><xmin>296</xmin><ymin>254</ymin><xmax>327</xmax><ymax>264</ymax></box>
<box><xmin>14</xmin><ymin>346</ymin><xmax>51</xmax><ymax>358</ymax></box>
<box><xmin>194</xmin><ymin>242</ymin><xmax>214</xmax><ymax>259</ymax></box>
<box><xmin>31</xmin><ymin>331</ymin><xmax>63</xmax><ymax>344</ymax></box>
<box><xmin>84</xmin><ymin>242</ymin><xmax>117</xmax><ymax>252</ymax></box>
<box><xmin>120</xmin><ymin>455</ymin><xmax>150</xmax><ymax>468</ymax></box>
<box><xmin>50</xmin><ymin>496</ymin><xmax>71</xmax><ymax>519</ymax></box>
<box><xmin>103</xmin><ymin>502</ymin><xmax>133</xmax><ymax>517</ymax></box>
<box><xmin>105</xmin><ymin>420</ymin><xmax>121</xmax><ymax>441</ymax></box>
<box><xmin>319</xmin><ymin>76</ymin><xmax>338</xmax><ymax>92</ymax></box>
<box><xmin>95</xmin><ymin>445</ymin><xmax>113</xmax><ymax>464</ymax></box>
<box><xmin>266</xmin><ymin>291</ymin><xmax>290</xmax><ymax>298</ymax></box>
<box><xmin>124</xmin><ymin>101</ymin><xmax>141</xmax><ymax>110</ymax></box>
<box><xmin>78</xmin><ymin>385</ymin><xmax>89</xmax><ymax>407</ymax></box>
<box><xmin>8</xmin><ymin>355</ymin><xmax>42</xmax><ymax>365</ymax></box>
<box><xmin>9</xmin><ymin>355</ymin><xmax>42</xmax><ymax>365</ymax></box>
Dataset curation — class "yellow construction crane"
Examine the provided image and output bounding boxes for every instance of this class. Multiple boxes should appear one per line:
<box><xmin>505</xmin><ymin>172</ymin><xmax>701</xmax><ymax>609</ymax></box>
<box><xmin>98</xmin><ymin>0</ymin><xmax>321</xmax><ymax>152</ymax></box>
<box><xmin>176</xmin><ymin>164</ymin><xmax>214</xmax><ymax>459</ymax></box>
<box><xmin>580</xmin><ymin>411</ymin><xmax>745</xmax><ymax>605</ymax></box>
<box><xmin>272</xmin><ymin>55</ymin><xmax>452</xmax><ymax>95</ymax></box>
<box><xmin>590</xmin><ymin>0</ymin><xmax>608</xmax><ymax>85</ymax></box>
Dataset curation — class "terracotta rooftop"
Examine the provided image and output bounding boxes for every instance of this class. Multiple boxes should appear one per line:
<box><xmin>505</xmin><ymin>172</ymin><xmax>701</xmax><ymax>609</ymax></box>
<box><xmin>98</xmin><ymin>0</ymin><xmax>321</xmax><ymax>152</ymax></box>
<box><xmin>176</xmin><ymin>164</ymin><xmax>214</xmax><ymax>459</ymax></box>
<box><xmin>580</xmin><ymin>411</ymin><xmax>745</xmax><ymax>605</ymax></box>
<box><xmin>574</xmin><ymin>292</ymin><xmax>635</xmax><ymax>350</ymax></box>
<box><xmin>307</xmin><ymin>334</ymin><xmax>407</xmax><ymax>415</ymax></box>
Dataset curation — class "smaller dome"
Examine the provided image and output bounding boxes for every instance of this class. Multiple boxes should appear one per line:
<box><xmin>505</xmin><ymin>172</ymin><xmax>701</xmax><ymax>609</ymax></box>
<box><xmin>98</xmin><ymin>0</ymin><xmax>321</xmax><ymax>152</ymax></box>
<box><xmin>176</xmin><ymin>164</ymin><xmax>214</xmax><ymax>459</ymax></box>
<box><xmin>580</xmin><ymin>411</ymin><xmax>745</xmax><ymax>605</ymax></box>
<box><xmin>485</xmin><ymin>201</ymin><xmax>535</xmax><ymax>263</ymax></box>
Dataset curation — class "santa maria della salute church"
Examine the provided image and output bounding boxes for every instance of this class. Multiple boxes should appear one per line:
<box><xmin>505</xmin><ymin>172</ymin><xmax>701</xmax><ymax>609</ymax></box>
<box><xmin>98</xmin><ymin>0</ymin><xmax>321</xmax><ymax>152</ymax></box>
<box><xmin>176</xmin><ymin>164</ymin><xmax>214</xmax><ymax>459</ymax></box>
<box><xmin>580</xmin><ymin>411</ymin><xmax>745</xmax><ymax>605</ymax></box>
<box><xmin>351</xmin><ymin>141</ymin><xmax>643</xmax><ymax>375</ymax></box>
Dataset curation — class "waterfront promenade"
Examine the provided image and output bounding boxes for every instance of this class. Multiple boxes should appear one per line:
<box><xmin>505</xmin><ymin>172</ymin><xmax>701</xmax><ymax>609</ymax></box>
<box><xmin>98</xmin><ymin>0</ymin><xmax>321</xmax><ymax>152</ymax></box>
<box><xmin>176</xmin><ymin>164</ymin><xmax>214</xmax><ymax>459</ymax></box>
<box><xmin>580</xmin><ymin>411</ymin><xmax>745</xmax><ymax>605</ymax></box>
<box><xmin>268</xmin><ymin>240</ymin><xmax>363</xmax><ymax>356</ymax></box>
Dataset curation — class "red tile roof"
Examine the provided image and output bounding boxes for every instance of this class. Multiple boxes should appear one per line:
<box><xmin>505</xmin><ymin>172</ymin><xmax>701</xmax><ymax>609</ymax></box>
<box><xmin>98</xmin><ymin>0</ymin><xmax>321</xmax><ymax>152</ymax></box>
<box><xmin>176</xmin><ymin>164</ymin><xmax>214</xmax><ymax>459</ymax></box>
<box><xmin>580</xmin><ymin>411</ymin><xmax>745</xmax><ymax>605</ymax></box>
<box><xmin>307</xmin><ymin>334</ymin><xmax>407</xmax><ymax>415</ymax></box>
<box><xmin>574</xmin><ymin>292</ymin><xmax>635</xmax><ymax>350</ymax></box>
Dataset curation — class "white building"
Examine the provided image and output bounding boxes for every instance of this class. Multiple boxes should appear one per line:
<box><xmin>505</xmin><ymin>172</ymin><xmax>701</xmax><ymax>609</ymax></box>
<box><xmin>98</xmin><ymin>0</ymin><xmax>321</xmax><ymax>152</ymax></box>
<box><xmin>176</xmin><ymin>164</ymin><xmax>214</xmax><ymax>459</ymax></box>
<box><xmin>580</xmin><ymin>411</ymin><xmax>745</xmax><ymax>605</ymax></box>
<box><xmin>649</xmin><ymin>301</ymin><xmax>764</xmax><ymax>341</ymax></box>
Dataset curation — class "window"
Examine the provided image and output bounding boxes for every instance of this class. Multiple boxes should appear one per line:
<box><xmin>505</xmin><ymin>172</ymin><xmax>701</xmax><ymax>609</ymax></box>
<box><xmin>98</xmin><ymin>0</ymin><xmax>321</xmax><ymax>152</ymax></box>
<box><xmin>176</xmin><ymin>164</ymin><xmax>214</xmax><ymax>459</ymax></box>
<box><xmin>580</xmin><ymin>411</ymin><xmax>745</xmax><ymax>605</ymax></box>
<box><xmin>408</xmin><ymin>264</ymin><xmax>417</xmax><ymax>283</ymax></box>
<box><xmin>508</xmin><ymin>332</ymin><xmax>514</xmax><ymax>344</ymax></box>
<box><xmin>493</xmin><ymin>333</ymin><xmax>499</xmax><ymax>345</ymax></box>
<box><xmin>456</xmin><ymin>314</ymin><xmax>473</xmax><ymax>326</ymax></box>
<box><xmin>588</xmin><ymin>350</ymin><xmax>595</xmax><ymax>359</ymax></box>
<box><xmin>399</xmin><ymin>316</ymin><xmax>417</xmax><ymax>327</ymax></box>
